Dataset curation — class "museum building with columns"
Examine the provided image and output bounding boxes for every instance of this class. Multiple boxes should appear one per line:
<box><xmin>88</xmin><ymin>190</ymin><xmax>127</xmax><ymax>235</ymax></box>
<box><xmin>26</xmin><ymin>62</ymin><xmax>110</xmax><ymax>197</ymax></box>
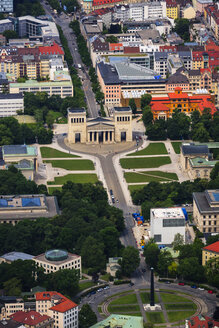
<box><xmin>68</xmin><ymin>107</ymin><xmax>132</xmax><ymax>144</ymax></box>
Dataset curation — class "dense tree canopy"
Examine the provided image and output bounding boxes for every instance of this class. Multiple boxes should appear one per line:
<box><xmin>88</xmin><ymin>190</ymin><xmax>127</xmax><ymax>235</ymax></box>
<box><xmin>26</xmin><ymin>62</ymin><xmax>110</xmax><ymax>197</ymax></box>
<box><xmin>79</xmin><ymin>304</ymin><xmax>97</xmax><ymax>328</ymax></box>
<box><xmin>14</xmin><ymin>0</ymin><xmax>45</xmax><ymax>17</ymax></box>
<box><xmin>121</xmin><ymin>246</ymin><xmax>140</xmax><ymax>277</ymax></box>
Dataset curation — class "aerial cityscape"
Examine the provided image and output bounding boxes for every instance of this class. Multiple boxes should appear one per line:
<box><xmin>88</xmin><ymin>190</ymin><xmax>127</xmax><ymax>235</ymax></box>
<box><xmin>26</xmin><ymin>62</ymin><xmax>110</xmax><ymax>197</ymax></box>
<box><xmin>0</xmin><ymin>0</ymin><xmax>218</xmax><ymax>327</ymax></box>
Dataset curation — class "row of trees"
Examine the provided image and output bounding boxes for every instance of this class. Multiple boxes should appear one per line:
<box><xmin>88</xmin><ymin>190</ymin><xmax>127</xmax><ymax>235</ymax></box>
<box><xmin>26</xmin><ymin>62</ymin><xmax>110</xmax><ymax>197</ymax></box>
<box><xmin>131</xmin><ymin>165</ymin><xmax>219</xmax><ymax>220</ymax></box>
<box><xmin>14</xmin><ymin>0</ymin><xmax>45</xmax><ymax>17</ymax></box>
<box><xmin>0</xmin><ymin>116</ymin><xmax>53</xmax><ymax>145</ymax></box>
<box><xmin>144</xmin><ymin>234</ymin><xmax>219</xmax><ymax>287</ymax></box>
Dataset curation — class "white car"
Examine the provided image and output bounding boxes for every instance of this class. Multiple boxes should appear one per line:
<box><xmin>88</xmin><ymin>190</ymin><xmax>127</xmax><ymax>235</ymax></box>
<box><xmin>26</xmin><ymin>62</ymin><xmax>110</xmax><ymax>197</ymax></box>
<box><xmin>198</xmin><ymin>287</ymin><xmax>204</xmax><ymax>291</ymax></box>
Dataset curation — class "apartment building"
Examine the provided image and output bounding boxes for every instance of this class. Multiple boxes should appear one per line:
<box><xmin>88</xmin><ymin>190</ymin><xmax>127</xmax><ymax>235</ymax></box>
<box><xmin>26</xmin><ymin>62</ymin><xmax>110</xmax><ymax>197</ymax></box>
<box><xmin>0</xmin><ymin>297</ymin><xmax>24</xmax><ymax>320</ymax></box>
<box><xmin>0</xmin><ymin>94</ymin><xmax>23</xmax><ymax>117</ymax></box>
<box><xmin>204</xmin><ymin>4</ymin><xmax>219</xmax><ymax>40</ymax></box>
<box><xmin>33</xmin><ymin>249</ymin><xmax>81</xmax><ymax>277</ymax></box>
<box><xmin>10</xmin><ymin>80</ymin><xmax>73</xmax><ymax>98</ymax></box>
<box><xmin>35</xmin><ymin>292</ymin><xmax>78</xmax><ymax>328</ymax></box>
<box><xmin>193</xmin><ymin>189</ymin><xmax>219</xmax><ymax>234</ymax></box>
<box><xmin>202</xmin><ymin>241</ymin><xmax>219</xmax><ymax>265</ymax></box>
<box><xmin>192</xmin><ymin>0</ymin><xmax>213</xmax><ymax>13</ymax></box>
<box><xmin>166</xmin><ymin>0</ymin><xmax>179</xmax><ymax>19</ymax></box>
<box><xmin>0</xmin><ymin>19</ymin><xmax>14</xmax><ymax>34</ymax></box>
<box><xmin>10</xmin><ymin>311</ymin><xmax>54</xmax><ymax>328</ymax></box>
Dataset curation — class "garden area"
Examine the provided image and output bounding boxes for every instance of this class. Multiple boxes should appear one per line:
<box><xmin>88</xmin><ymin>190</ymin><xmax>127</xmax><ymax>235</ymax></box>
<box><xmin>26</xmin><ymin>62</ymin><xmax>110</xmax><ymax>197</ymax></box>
<box><xmin>171</xmin><ymin>142</ymin><xmax>182</xmax><ymax>154</ymax></box>
<box><xmin>128</xmin><ymin>143</ymin><xmax>168</xmax><ymax>156</ymax></box>
<box><xmin>124</xmin><ymin>171</ymin><xmax>178</xmax><ymax>183</ymax></box>
<box><xmin>40</xmin><ymin>147</ymin><xmax>79</xmax><ymax>158</ymax></box>
<box><xmin>47</xmin><ymin>173</ymin><xmax>98</xmax><ymax>185</ymax></box>
<box><xmin>43</xmin><ymin>159</ymin><xmax>95</xmax><ymax>170</ymax></box>
<box><xmin>120</xmin><ymin>157</ymin><xmax>171</xmax><ymax>169</ymax></box>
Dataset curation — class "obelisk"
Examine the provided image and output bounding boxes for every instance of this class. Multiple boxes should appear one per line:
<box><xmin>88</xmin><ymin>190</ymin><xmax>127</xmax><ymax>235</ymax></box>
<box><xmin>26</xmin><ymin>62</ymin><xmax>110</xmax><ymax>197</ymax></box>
<box><xmin>150</xmin><ymin>267</ymin><xmax>155</xmax><ymax>306</ymax></box>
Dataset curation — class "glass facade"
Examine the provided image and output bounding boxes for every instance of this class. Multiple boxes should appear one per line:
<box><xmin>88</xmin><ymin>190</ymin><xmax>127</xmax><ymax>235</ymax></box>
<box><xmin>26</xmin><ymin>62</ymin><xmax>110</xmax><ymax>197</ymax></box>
<box><xmin>0</xmin><ymin>0</ymin><xmax>13</xmax><ymax>12</ymax></box>
<box><xmin>163</xmin><ymin>218</ymin><xmax>185</xmax><ymax>227</ymax></box>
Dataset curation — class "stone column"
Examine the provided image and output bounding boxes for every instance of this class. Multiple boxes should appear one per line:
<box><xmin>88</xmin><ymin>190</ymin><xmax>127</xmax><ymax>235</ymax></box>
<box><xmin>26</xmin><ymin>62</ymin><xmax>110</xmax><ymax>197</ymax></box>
<box><xmin>92</xmin><ymin>132</ymin><xmax>95</xmax><ymax>143</ymax></box>
<box><xmin>103</xmin><ymin>131</ymin><xmax>106</xmax><ymax>143</ymax></box>
<box><xmin>111</xmin><ymin>131</ymin><xmax>114</xmax><ymax>142</ymax></box>
<box><xmin>96</xmin><ymin>132</ymin><xmax>99</xmax><ymax>143</ymax></box>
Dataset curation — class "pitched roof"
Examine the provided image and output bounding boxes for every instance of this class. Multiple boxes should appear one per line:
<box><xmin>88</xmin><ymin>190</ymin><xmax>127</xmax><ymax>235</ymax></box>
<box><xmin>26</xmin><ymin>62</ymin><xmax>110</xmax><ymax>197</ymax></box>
<box><xmin>187</xmin><ymin>315</ymin><xmax>219</xmax><ymax>328</ymax></box>
<box><xmin>203</xmin><ymin>241</ymin><xmax>219</xmax><ymax>253</ymax></box>
<box><xmin>10</xmin><ymin>311</ymin><xmax>50</xmax><ymax>326</ymax></box>
<box><xmin>167</xmin><ymin>73</ymin><xmax>189</xmax><ymax>84</ymax></box>
<box><xmin>39</xmin><ymin>42</ymin><xmax>64</xmax><ymax>56</ymax></box>
<box><xmin>181</xmin><ymin>144</ymin><xmax>209</xmax><ymax>155</ymax></box>
<box><xmin>35</xmin><ymin>292</ymin><xmax>77</xmax><ymax>313</ymax></box>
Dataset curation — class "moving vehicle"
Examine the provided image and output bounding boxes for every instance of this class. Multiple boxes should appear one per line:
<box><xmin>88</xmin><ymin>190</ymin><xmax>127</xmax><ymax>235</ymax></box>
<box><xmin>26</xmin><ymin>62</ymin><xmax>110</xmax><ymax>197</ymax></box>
<box><xmin>178</xmin><ymin>282</ymin><xmax>185</xmax><ymax>286</ymax></box>
<box><xmin>208</xmin><ymin>290</ymin><xmax>213</xmax><ymax>294</ymax></box>
<box><xmin>78</xmin><ymin>64</ymin><xmax>82</xmax><ymax>69</ymax></box>
<box><xmin>191</xmin><ymin>285</ymin><xmax>197</xmax><ymax>289</ymax></box>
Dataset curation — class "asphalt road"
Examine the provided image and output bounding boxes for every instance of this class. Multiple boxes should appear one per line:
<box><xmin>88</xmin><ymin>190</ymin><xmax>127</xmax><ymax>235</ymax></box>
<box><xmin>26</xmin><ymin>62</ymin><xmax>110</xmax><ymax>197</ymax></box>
<box><xmin>40</xmin><ymin>1</ymin><xmax>99</xmax><ymax>118</ymax></box>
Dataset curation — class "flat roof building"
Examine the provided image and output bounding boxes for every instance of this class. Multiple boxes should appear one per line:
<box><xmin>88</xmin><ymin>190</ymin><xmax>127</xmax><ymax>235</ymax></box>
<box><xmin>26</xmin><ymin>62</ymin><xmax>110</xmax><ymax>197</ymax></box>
<box><xmin>33</xmin><ymin>249</ymin><xmax>81</xmax><ymax>277</ymax></box>
<box><xmin>0</xmin><ymin>194</ymin><xmax>59</xmax><ymax>225</ymax></box>
<box><xmin>0</xmin><ymin>94</ymin><xmax>24</xmax><ymax>117</ymax></box>
<box><xmin>202</xmin><ymin>241</ymin><xmax>219</xmax><ymax>266</ymax></box>
<box><xmin>193</xmin><ymin>190</ymin><xmax>219</xmax><ymax>234</ymax></box>
<box><xmin>90</xmin><ymin>314</ymin><xmax>144</xmax><ymax>328</ymax></box>
<box><xmin>0</xmin><ymin>252</ymin><xmax>33</xmax><ymax>264</ymax></box>
<box><xmin>150</xmin><ymin>207</ymin><xmax>186</xmax><ymax>246</ymax></box>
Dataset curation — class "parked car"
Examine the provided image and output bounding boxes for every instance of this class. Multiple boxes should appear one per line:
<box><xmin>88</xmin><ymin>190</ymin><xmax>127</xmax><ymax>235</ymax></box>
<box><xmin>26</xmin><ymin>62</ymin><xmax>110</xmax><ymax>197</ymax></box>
<box><xmin>142</xmin><ymin>269</ymin><xmax>146</xmax><ymax>273</ymax></box>
<box><xmin>178</xmin><ymin>282</ymin><xmax>185</xmax><ymax>286</ymax></box>
<box><xmin>129</xmin><ymin>282</ymin><xmax>134</xmax><ymax>286</ymax></box>
<box><xmin>165</xmin><ymin>281</ymin><xmax>171</xmax><ymax>284</ymax></box>
<box><xmin>208</xmin><ymin>290</ymin><xmax>213</xmax><ymax>294</ymax></box>
<box><xmin>191</xmin><ymin>285</ymin><xmax>197</xmax><ymax>289</ymax></box>
<box><xmin>198</xmin><ymin>287</ymin><xmax>204</xmax><ymax>291</ymax></box>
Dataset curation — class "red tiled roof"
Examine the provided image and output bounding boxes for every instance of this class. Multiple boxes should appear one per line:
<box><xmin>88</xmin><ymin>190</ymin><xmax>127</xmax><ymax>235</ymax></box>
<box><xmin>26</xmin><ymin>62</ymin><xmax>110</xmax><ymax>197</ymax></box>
<box><xmin>151</xmin><ymin>103</ymin><xmax>169</xmax><ymax>112</ymax></box>
<box><xmin>93</xmin><ymin>0</ymin><xmax>122</xmax><ymax>6</ymax></box>
<box><xmin>10</xmin><ymin>311</ymin><xmax>50</xmax><ymax>326</ymax></box>
<box><xmin>188</xmin><ymin>315</ymin><xmax>219</xmax><ymax>328</ymax></box>
<box><xmin>91</xmin><ymin>7</ymin><xmax>112</xmax><ymax>15</ymax></box>
<box><xmin>109</xmin><ymin>43</ymin><xmax>123</xmax><ymax>51</ymax></box>
<box><xmin>203</xmin><ymin>241</ymin><xmax>219</xmax><ymax>253</ymax></box>
<box><xmin>39</xmin><ymin>42</ymin><xmax>64</xmax><ymax>56</ymax></box>
<box><xmin>36</xmin><ymin>291</ymin><xmax>78</xmax><ymax>313</ymax></box>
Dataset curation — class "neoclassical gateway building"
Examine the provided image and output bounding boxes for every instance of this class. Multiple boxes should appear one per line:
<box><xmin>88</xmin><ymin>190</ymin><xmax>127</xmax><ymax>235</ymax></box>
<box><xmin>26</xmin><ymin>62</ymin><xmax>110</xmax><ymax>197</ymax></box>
<box><xmin>67</xmin><ymin>107</ymin><xmax>132</xmax><ymax>144</ymax></box>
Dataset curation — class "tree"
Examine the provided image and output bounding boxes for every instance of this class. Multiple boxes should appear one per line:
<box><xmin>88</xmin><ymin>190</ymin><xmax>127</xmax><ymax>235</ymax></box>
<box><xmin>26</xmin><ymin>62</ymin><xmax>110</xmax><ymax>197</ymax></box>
<box><xmin>210</xmin><ymin>162</ymin><xmax>219</xmax><ymax>180</ymax></box>
<box><xmin>129</xmin><ymin>98</ymin><xmax>137</xmax><ymax>115</ymax></box>
<box><xmin>79</xmin><ymin>304</ymin><xmax>97</xmax><ymax>328</ymax></box>
<box><xmin>192</xmin><ymin>123</ymin><xmax>210</xmax><ymax>142</ymax></box>
<box><xmin>142</xmin><ymin>107</ymin><xmax>153</xmax><ymax>127</ymax></box>
<box><xmin>121</xmin><ymin>246</ymin><xmax>140</xmax><ymax>277</ymax></box>
<box><xmin>81</xmin><ymin>236</ymin><xmax>106</xmax><ymax>272</ymax></box>
<box><xmin>174</xmin><ymin>18</ymin><xmax>190</xmax><ymax>42</ymax></box>
<box><xmin>144</xmin><ymin>242</ymin><xmax>160</xmax><ymax>270</ymax></box>
<box><xmin>157</xmin><ymin>250</ymin><xmax>173</xmax><ymax>276</ymax></box>
<box><xmin>48</xmin><ymin>269</ymin><xmax>80</xmax><ymax>297</ymax></box>
<box><xmin>3</xmin><ymin>30</ymin><xmax>18</xmax><ymax>41</ymax></box>
<box><xmin>141</xmin><ymin>201</ymin><xmax>154</xmax><ymax>222</ymax></box>
<box><xmin>146</xmin><ymin>122</ymin><xmax>167</xmax><ymax>140</ymax></box>
<box><xmin>205</xmin><ymin>257</ymin><xmax>219</xmax><ymax>288</ymax></box>
<box><xmin>167</xmin><ymin>111</ymin><xmax>190</xmax><ymax>140</ymax></box>
<box><xmin>172</xmin><ymin>233</ymin><xmax>184</xmax><ymax>250</ymax></box>
<box><xmin>141</xmin><ymin>94</ymin><xmax>152</xmax><ymax>110</ymax></box>
<box><xmin>3</xmin><ymin>277</ymin><xmax>22</xmax><ymax>296</ymax></box>
<box><xmin>106</xmin><ymin>35</ymin><xmax>118</xmax><ymax>43</ymax></box>
<box><xmin>177</xmin><ymin>257</ymin><xmax>205</xmax><ymax>282</ymax></box>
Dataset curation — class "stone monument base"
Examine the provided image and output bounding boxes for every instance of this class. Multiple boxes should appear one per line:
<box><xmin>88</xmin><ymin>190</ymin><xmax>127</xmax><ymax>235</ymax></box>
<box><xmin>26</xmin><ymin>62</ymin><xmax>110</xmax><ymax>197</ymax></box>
<box><xmin>143</xmin><ymin>304</ymin><xmax>162</xmax><ymax>311</ymax></box>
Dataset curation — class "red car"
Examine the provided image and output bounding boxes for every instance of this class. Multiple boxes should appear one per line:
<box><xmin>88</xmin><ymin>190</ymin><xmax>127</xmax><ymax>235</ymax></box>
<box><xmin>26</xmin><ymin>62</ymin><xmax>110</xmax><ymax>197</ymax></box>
<box><xmin>178</xmin><ymin>282</ymin><xmax>185</xmax><ymax>286</ymax></box>
<box><xmin>208</xmin><ymin>290</ymin><xmax>213</xmax><ymax>294</ymax></box>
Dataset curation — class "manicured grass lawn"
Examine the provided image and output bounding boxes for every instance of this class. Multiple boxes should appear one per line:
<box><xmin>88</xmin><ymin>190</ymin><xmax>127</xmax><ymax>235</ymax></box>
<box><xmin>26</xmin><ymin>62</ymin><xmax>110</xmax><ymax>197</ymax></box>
<box><xmin>78</xmin><ymin>281</ymin><xmax>96</xmax><ymax>292</ymax></box>
<box><xmin>120</xmin><ymin>157</ymin><xmax>171</xmax><ymax>169</ymax></box>
<box><xmin>48</xmin><ymin>187</ymin><xmax>62</xmax><ymax>193</ymax></box>
<box><xmin>100</xmin><ymin>274</ymin><xmax>111</xmax><ymax>282</ymax></box>
<box><xmin>44</xmin><ymin>159</ymin><xmax>94</xmax><ymax>170</ymax></box>
<box><xmin>161</xmin><ymin>293</ymin><xmax>192</xmax><ymax>303</ymax></box>
<box><xmin>14</xmin><ymin>114</ymin><xmax>36</xmax><ymax>124</ymax></box>
<box><xmin>167</xmin><ymin>311</ymin><xmax>196</xmax><ymax>322</ymax></box>
<box><xmin>146</xmin><ymin>312</ymin><xmax>165</xmax><ymax>324</ymax></box>
<box><xmin>125</xmin><ymin>171</ymin><xmax>178</xmax><ymax>183</ymax></box>
<box><xmin>171</xmin><ymin>142</ymin><xmax>182</xmax><ymax>154</ymax></box>
<box><xmin>47</xmin><ymin>174</ymin><xmax>98</xmax><ymax>185</ymax></box>
<box><xmin>40</xmin><ymin>147</ymin><xmax>79</xmax><ymax>158</ymax></box>
<box><xmin>165</xmin><ymin>303</ymin><xmax>196</xmax><ymax>310</ymax></box>
<box><xmin>140</xmin><ymin>292</ymin><xmax>158</xmax><ymax>303</ymax></box>
<box><xmin>128</xmin><ymin>185</ymin><xmax>148</xmax><ymax>192</ymax></box>
<box><xmin>128</xmin><ymin>143</ymin><xmax>167</xmax><ymax>156</ymax></box>
<box><xmin>108</xmin><ymin>305</ymin><xmax>140</xmax><ymax>313</ymax></box>
<box><xmin>110</xmin><ymin>294</ymin><xmax>137</xmax><ymax>305</ymax></box>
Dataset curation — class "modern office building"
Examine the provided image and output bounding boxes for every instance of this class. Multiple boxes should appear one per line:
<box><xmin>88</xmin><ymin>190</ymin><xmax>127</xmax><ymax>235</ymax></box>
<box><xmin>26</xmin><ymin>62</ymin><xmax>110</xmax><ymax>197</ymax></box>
<box><xmin>0</xmin><ymin>194</ymin><xmax>59</xmax><ymax>225</ymax></box>
<box><xmin>0</xmin><ymin>94</ymin><xmax>24</xmax><ymax>117</ymax></box>
<box><xmin>68</xmin><ymin>107</ymin><xmax>132</xmax><ymax>144</ymax></box>
<box><xmin>36</xmin><ymin>291</ymin><xmax>78</xmax><ymax>328</ymax></box>
<box><xmin>33</xmin><ymin>249</ymin><xmax>82</xmax><ymax>277</ymax></box>
<box><xmin>150</xmin><ymin>207</ymin><xmax>186</xmax><ymax>246</ymax></box>
<box><xmin>202</xmin><ymin>241</ymin><xmax>219</xmax><ymax>266</ymax></box>
<box><xmin>0</xmin><ymin>19</ymin><xmax>14</xmax><ymax>33</ymax></box>
<box><xmin>0</xmin><ymin>0</ymin><xmax>13</xmax><ymax>13</ymax></box>
<box><xmin>193</xmin><ymin>190</ymin><xmax>219</xmax><ymax>234</ymax></box>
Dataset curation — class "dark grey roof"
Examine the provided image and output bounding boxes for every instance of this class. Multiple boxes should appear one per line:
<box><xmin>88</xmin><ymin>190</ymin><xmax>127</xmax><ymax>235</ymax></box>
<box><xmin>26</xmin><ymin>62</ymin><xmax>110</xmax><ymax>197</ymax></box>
<box><xmin>114</xmin><ymin>107</ymin><xmax>131</xmax><ymax>112</ymax></box>
<box><xmin>178</xmin><ymin>51</ymin><xmax>192</xmax><ymax>59</ymax></box>
<box><xmin>181</xmin><ymin>144</ymin><xmax>209</xmax><ymax>155</ymax></box>
<box><xmin>154</xmin><ymin>52</ymin><xmax>168</xmax><ymax>61</ymax></box>
<box><xmin>188</xmin><ymin>70</ymin><xmax>201</xmax><ymax>76</ymax></box>
<box><xmin>3</xmin><ymin>145</ymin><xmax>27</xmax><ymax>155</ymax></box>
<box><xmin>167</xmin><ymin>73</ymin><xmax>189</xmax><ymax>84</ymax></box>
<box><xmin>0</xmin><ymin>320</ymin><xmax>22</xmax><ymax>328</ymax></box>
<box><xmin>15</xmin><ymin>159</ymin><xmax>32</xmax><ymax>169</ymax></box>
<box><xmin>68</xmin><ymin>108</ymin><xmax>85</xmax><ymax>113</ymax></box>
<box><xmin>193</xmin><ymin>191</ymin><xmax>219</xmax><ymax>214</ymax></box>
<box><xmin>0</xmin><ymin>93</ymin><xmax>23</xmax><ymax>99</ymax></box>
<box><xmin>97</xmin><ymin>62</ymin><xmax>120</xmax><ymax>85</ymax></box>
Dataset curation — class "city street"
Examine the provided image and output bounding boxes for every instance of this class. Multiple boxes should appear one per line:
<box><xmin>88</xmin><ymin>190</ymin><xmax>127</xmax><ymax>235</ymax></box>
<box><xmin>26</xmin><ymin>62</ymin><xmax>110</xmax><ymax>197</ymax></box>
<box><xmin>40</xmin><ymin>1</ymin><xmax>99</xmax><ymax>118</ymax></box>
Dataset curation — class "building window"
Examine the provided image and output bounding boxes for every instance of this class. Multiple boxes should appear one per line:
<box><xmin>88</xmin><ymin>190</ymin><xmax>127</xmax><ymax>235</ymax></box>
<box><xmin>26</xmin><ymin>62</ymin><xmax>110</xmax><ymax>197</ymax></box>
<box><xmin>154</xmin><ymin>234</ymin><xmax>161</xmax><ymax>242</ymax></box>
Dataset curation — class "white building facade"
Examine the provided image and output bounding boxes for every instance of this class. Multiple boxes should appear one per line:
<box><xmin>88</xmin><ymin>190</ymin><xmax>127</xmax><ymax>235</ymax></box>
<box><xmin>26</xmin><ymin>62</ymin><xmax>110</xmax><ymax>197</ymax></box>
<box><xmin>150</xmin><ymin>207</ymin><xmax>186</xmax><ymax>246</ymax></box>
<box><xmin>0</xmin><ymin>93</ymin><xmax>24</xmax><ymax>117</ymax></box>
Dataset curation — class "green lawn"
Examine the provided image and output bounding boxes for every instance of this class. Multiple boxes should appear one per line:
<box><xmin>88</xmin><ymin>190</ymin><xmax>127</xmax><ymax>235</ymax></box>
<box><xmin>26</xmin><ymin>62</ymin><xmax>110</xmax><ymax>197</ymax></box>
<box><xmin>108</xmin><ymin>305</ymin><xmax>140</xmax><ymax>313</ymax></box>
<box><xmin>161</xmin><ymin>293</ymin><xmax>192</xmax><ymax>303</ymax></box>
<box><xmin>146</xmin><ymin>312</ymin><xmax>165</xmax><ymax>324</ymax></box>
<box><xmin>40</xmin><ymin>147</ymin><xmax>79</xmax><ymax>158</ymax></box>
<box><xmin>128</xmin><ymin>185</ymin><xmax>148</xmax><ymax>192</ymax></box>
<box><xmin>47</xmin><ymin>174</ymin><xmax>98</xmax><ymax>185</ymax></box>
<box><xmin>128</xmin><ymin>143</ymin><xmax>167</xmax><ymax>156</ymax></box>
<box><xmin>44</xmin><ymin>159</ymin><xmax>94</xmax><ymax>170</ymax></box>
<box><xmin>140</xmin><ymin>292</ymin><xmax>158</xmax><ymax>304</ymax></box>
<box><xmin>14</xmin><ymin>114</ymin><xmax>36</xmax><ymax>124</ymax></box>
<box><xmin>125</xmin><ymin>171</ymin><xmax>178</xmax><ymax>183</ymax></box>
<box><xmin>167</xmin><ymin>311</ymin><xmax>196</xmax><ymax>322</ymax></box>
<box><xmin>110</xmin><ymin>294</ymin><xmax>137</xmax><ymax>305</ymax></box>
<box><xmin>78</xmin><ymin>281</ymin><xmax>96</xmax><ymax>292</ymax></box>
<box><xmin>171</xmin><ymin>142</ymin><xmax>182</xmax><ymax>154</ymax></box>
<box><xmin>165</xmin><ymin>303</ymin><xmax>196</xmax><ymax>310</ymax></box>
<box><xmin>48</xmin><ymin>187</ymin><xmax>62</xmax><ymax>194</ymax></box>
<box><xmin>120</xmin><ymin>157</ymin><xmax>171</xmax><ymax>169</ymax></box>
